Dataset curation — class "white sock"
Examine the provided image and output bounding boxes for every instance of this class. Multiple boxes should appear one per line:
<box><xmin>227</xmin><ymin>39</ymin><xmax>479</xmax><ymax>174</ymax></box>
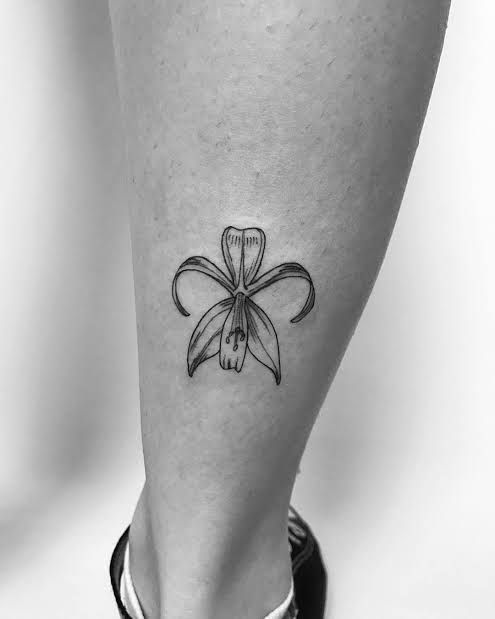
<box><xmin>120</xmin><ymin>542</ymin><xmax>294</xmax><ymax>619</ymax></box>
<box><xmin>120</xmin><ymin>543</ymin><xmax>145</xmax><ymax>619</ymax></box>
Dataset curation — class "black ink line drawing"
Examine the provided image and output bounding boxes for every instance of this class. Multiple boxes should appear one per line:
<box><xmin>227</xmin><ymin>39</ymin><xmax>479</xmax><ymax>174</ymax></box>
<box><xmin>172</xmin><ymin>226</ymin><xmax>315</xmax><ymax>385</ymax></box>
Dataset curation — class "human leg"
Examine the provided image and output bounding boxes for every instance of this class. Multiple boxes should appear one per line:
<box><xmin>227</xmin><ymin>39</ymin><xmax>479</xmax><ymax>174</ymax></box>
<box><xmin>108</xmin><ymin>2</ymin><xmax>450</xmax><ymax>617</ymax></box>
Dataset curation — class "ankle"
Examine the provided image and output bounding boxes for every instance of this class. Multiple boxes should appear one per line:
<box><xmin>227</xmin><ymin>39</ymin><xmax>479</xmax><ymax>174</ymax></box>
<box><xmin>127</xmin><ymin>492</ymin><xmax>161</xmax><ymax>618</ymax></box>
<box><xmin>128</xmin><ymin>491</ymin><xmax>292</xmax><ymax>619</ymax></box>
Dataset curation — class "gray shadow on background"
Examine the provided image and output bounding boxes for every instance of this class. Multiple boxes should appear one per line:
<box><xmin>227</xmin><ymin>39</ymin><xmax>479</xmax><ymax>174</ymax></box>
<box><xmin>0</xmin><ymin>0</ymin><xmax>138</xmax><ymax>566</ymax></box>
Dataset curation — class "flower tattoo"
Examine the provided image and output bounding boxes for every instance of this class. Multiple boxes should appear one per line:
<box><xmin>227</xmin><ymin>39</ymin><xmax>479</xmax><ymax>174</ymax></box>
<box><xmin>172</xmin><ymin>227</ymin><xmax>315</xmax><ymax>385</ymax></box>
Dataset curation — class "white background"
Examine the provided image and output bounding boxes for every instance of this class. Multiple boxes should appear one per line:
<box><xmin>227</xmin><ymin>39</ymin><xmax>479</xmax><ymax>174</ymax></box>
<box><xmin>1</xmin><ymin>2</ymin><xmax>494</xmax><ymax>618</ymax></box>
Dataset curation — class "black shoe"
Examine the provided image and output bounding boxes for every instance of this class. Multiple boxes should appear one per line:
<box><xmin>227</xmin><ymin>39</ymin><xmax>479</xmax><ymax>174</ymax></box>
<box><xmin>110</xmin><ymin>506</ymin><xmax>326</xmax><ymax>619</ymax></box>
<box><xmin>288</xmin><ymin>506</ymin><xmax>327</xmax><ymax>619</ymax></box>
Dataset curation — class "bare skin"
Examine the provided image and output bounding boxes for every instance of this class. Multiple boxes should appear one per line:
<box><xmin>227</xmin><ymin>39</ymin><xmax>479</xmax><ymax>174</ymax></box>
<box><xmin>108</xmin><ymin>1</ymin><xmax>451</xmax><ymax>617</ymax></box>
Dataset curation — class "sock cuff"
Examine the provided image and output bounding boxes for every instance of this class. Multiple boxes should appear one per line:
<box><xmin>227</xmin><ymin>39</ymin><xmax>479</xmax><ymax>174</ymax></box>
<box><xmin>120</xmin><ymin>541</ymin><xmax>295</xmax><ymax>619</ymax></box>
<box><xmin>264</xmin><ymin>580</ymin><xmax>294</xmax><ymax>619</ymax></box>
<box><xmin>120</xmin><ymin>543</ymin><xmax>145</xmax><ymax>619</ymax></box>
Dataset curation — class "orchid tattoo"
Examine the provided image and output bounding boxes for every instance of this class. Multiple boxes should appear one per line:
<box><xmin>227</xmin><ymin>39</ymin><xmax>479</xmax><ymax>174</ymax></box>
<box><xmin>172</xmin><ymin>227</ymin><xmax>315</xmax><ymax>385</ymax></box>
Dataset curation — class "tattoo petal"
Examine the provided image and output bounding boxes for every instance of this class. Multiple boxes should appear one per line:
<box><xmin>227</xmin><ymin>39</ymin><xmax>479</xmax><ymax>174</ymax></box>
<box><xmin>219</xmin><ymin>293</ymin><xmax>248</xmax><ymax>373</ymax></box>
<box><xmin>245</xmin><ymin>298</ymin><xmax>281</xmax><ymax>385</ymax></box>
<box><xmin>221</xmin><ymin>227</ymin><xmax>266</xmax><ymax>287</ymax></box>
<box><xmin>247</xmin><ymin>263</ymin><xmax>315</xmax><ymax>323</ymax></box>
<box><xmin>187</xmin><ymin>298</ymin><xmax>234</xmax><ymax>377</ymax></box>
<box><xmin>172</xmin><ymin>256</ymin><xmax>235</xmax><ymax>316</ymax></box>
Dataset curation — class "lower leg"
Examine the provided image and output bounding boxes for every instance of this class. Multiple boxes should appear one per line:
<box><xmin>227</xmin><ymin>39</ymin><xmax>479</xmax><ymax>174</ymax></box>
<box><xmin>109</xmin><ymin>1</ymin><xmax>450</xmax><ymax>617</ymax></box>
